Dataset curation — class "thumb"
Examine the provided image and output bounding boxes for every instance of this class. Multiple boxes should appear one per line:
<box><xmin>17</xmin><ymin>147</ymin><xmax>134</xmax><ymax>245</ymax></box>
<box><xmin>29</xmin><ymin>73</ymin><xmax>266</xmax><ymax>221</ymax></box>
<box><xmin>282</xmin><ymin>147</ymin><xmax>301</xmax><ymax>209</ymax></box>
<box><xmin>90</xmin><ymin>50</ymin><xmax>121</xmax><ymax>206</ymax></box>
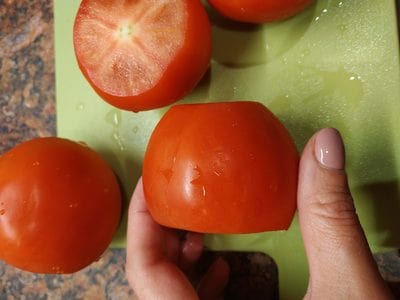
<box><xmin>298</xmin><ymin>128</ymin><xmax>392</xmax><ymax>299</ymax></box>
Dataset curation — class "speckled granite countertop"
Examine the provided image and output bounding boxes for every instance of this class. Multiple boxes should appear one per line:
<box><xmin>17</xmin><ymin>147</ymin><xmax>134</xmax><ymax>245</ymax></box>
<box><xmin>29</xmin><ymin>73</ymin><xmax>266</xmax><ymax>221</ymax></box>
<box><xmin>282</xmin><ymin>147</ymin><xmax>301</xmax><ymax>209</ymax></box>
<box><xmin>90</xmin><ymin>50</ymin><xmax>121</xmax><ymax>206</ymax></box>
<box><xmin>1</xmin><ymin>1</ymin><xmax>400</xmax><ymax>299</ymax></box>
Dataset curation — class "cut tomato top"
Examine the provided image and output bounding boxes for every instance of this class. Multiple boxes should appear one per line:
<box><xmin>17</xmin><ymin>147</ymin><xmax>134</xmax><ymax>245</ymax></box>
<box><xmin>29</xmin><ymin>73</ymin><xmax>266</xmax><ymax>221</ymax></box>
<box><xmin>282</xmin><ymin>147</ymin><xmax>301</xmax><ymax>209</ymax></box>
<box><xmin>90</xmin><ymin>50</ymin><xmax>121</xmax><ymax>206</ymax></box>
<box><xmin>74</xmin><ymin>0</ymin><xmax>211</xmax><ymax>112</ymax></box>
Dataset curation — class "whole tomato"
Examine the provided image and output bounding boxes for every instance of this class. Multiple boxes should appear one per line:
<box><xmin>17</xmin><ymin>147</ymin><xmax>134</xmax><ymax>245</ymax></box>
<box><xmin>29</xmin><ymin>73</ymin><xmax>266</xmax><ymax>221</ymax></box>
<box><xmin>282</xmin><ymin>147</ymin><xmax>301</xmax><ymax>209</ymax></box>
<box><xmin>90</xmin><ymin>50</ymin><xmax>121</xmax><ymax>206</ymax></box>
<box><xmin>73</xmin><ymin>0</ymin><xmax>212</xmax><ymax>112</ymax></box>
<box><xmin>208</xmin><ymin>0</ymin><xmax>314</xmax><ymax>23</ymax></box>
<box><xmin>143</xmin><ymin>101</ymin><xmax>299</xmax><ymax>234</ymax></box>
<box><xmin>0</xmin><ymin>138</ymin><xmax>121</xmax><ymax>274</ymax></box>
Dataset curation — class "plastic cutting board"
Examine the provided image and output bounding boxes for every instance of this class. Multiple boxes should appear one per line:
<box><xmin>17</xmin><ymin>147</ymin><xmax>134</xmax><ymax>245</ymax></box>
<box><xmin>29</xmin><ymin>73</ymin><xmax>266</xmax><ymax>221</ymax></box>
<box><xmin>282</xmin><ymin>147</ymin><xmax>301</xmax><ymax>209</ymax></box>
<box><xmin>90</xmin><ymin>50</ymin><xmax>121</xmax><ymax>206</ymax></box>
<box><xmin>54</xmin><ymin>1</ymin><xmax>400</xmax><ymax>298</ymax></box>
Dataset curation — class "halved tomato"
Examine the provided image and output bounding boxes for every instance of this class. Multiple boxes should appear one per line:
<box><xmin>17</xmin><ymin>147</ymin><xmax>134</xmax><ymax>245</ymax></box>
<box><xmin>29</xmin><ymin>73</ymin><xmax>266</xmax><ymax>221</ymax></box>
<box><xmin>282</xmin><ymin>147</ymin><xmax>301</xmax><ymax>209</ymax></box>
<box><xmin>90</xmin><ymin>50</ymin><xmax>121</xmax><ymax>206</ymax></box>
<box><xmin>73</xmin><ymin>0</ymin><xmax>212</xmax><ymax>112</ymax></box>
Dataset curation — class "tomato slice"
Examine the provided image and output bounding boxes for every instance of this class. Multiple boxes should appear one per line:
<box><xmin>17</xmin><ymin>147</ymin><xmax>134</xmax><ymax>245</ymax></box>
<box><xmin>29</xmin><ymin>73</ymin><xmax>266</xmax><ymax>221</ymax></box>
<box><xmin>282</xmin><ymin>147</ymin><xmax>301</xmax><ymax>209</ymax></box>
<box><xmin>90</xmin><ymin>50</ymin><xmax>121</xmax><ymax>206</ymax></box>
<box><xmin>74</xmin><ymin>0</ymin><xmax>211</xmax><ymax>112</ymax></box>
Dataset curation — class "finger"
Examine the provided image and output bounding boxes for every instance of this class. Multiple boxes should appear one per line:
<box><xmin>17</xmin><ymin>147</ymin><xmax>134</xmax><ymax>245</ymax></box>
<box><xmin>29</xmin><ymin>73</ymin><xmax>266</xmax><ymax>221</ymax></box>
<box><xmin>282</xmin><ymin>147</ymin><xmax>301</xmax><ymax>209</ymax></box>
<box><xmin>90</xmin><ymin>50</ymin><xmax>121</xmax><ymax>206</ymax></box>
<box><xmin>179</xmin><ymin>232</ymin><xmax>204</xmax><ymax>272</ymax></box>
<box><xmin>126</xmin><ymin>178</ymin><xmax>198</xmax><ymax>300</ymax></box>
<box><xmin>127</xmin><ymin>177</ymin><xmax>164</xmax><ymax>267</ymax></box>
<box><xmin>198</xmin><ymin>257</ymin><xmax>230</xmax><ymax>300</ymax></box>
<box><xmin>298</xmin><ymin>128</ymin><xmax>392</xmax><ymax>299</ymax></box>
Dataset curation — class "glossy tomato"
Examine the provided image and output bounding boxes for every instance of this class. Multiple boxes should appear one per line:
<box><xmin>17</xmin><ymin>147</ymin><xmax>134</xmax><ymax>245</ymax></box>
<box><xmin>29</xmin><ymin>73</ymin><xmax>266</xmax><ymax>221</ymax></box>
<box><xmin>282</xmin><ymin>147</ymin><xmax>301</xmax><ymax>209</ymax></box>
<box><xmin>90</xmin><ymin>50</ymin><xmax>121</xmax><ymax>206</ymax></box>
<box><xmin>142</xmin><ymin>101</ymin><xmax>298</xmax><ymax>234</ymax></box>
<box><xmin>0</xmin><ymin>138</ymin><xmax>121</xmax><ymax>274</ymax></box>
<box><xmin>73</xmin><ymin>0</ymin><xmax>212</xmax><ymax>112</ymax></box>
<box><xmin>207</xmin><ymin>0</ymin><xmax>314</xmax><ymax>23</ymax></box>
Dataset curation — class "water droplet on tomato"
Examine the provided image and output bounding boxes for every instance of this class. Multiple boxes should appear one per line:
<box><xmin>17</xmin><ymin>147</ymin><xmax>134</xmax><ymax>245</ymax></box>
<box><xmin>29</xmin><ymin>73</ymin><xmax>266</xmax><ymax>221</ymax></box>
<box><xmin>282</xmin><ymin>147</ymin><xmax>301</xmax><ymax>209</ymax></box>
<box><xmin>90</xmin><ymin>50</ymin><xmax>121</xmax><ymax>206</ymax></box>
<box><xmin>161</xmin><ymin>169</ymin><xmax>173</xmax><ymax>182</ymax></box>
<box><xmin>201</xmin><ymin>186</ymin><xmax>206</xmax><ymax>197</ymax></box>
<box><xmin>0</xmin><ymin>209</ymin><xmax>5</xmax><ymax>215</ymax></box>
<box><xmin>190</xmin><ymin>166</ymin><xmax>202</xmax><ymax>184</ymax></box>
<box><xmin>51</xmin><ymin>266</ymin><xmax>63</xmax><ymax>274</ymax></box>
<box><xmin>213</xmin><ymin>170</ymin><xmax>221</xmax><ymax>177</ymax></box>
<box><xmin>78</xmin><ymin>141</ymin><xmax>89</xmax><ymax>147</ymax></box>
<box><xmin>69</xmin><ymin>203</ymin><xmax>78</xmax><ymax>209</ymax></box>
<box><xmin>268</xmin><ymin>184</ymin><xmax>278</xmax><ymax>192</ymax></box>
<box><xmin>32</xmin><ymin>161</ymin><xmax>40</xmax><ymax>167</ymax></box>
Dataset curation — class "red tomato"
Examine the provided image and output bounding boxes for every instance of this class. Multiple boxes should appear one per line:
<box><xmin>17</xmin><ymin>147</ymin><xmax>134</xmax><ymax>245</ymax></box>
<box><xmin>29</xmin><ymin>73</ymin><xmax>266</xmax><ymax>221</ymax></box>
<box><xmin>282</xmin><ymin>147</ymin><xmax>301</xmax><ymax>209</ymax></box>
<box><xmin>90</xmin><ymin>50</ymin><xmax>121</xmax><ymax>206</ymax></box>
<box><xmin>73</xmin><ymin>0</ymin><xmax>212</xmax><ymax>112</ymax></box>
<box><xmin>0</xmin><ymin>138</ymin><xmax>121</xmax><ymax>274</ymax></box>
<box><xmin>207</xmin><ymin>0</ymin><xmax>314</xmax><ymax>23</ymax></box>
<box><xmin>143</xmin><ymin>101</ymin><xmax>298</xmax><ymax>234</ymax></box>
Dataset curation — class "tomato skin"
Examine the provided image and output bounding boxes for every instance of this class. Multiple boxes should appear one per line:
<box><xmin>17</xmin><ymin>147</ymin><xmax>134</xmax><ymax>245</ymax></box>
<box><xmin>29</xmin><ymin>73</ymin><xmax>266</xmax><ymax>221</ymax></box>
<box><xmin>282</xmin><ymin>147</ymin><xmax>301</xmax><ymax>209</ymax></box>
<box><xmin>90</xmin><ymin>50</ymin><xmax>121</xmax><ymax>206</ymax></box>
<box><xmin>0</xmin><ymin>138</ymin><xmax>121</xmax><ymax>274</ymax></box>
<box><xmin>207</xmin><ymin>0</ymin><xmax>314</xmax><ymax>23</ymax></box>
<box><xmin>73</xmin><ymin>0</ymin><xmax>212</xmax><ymax>112</ymax></box>
<box><xmin>143</xmin><ymin>101</ymin><xmax>298</xmax><ymax>234</ymax></box>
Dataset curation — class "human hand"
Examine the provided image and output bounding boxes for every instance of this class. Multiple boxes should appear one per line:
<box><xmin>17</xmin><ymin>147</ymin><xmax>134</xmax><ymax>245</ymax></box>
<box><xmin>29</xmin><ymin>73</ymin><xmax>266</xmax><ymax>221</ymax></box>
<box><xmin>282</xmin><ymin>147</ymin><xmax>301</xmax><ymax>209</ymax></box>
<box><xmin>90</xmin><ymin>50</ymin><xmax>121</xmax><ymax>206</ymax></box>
<box><xmin>298</xmin><ymin>128</ymin><xmax>392</xmax><ymax>299</ymax></box>
<box><xmin>126</xmin><ymin>127</ymin><xmax>393</xmax><ymax>299</ymax></box>
<box><xmin>126</xmin><ymin>178</ymin><xmax>229</xmax><ymax>300</ymax></box>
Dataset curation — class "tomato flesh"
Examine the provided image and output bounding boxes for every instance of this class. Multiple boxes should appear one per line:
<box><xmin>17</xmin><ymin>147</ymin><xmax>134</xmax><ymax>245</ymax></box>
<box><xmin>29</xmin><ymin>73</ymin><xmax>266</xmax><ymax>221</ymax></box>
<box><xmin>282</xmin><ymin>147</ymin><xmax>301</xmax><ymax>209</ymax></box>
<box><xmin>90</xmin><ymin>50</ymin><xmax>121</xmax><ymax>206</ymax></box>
<box><xmin>208</xmin><ymin>0</ymin><xmax>314</xmax><ymax>23</ymax></box>
<box><xmin>143</xmin><ymin>101</ymin><xmax>299</xmax><ymax>234</ymax></box>
<box><xmin>74</xmin><ymin>0</ymin><xmax>212</xmax><ymax>112</ymax></box>
<box><xmin>0</xmin><ymin>138</ymin><xmax>121</xmax><ymax>274</ymax></box>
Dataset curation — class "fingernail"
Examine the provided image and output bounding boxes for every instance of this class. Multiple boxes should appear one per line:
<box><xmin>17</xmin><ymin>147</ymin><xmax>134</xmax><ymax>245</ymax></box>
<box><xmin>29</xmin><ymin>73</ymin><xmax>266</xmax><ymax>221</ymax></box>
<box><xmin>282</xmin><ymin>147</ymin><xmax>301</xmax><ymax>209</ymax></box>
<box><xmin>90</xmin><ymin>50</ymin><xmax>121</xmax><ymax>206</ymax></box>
<box><xmin>314</xmin><ymin>128</ymin><xmax>345</xmax><ymax>170</ymax></box>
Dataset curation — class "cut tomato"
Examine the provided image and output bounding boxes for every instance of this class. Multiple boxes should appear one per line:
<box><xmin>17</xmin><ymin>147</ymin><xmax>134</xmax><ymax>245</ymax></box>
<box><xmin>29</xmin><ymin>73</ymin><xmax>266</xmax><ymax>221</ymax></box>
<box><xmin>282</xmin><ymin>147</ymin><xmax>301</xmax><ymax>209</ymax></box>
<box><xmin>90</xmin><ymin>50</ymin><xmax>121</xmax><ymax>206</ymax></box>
<box><xmin>143</xmin><ymin>101</ymin><xmax>299</xmax><ymax>234</ymax></box>
<box><xmin>73</xmin><ymin>0</ymin><xmax>211</xmax><ymax>112</ymax></box>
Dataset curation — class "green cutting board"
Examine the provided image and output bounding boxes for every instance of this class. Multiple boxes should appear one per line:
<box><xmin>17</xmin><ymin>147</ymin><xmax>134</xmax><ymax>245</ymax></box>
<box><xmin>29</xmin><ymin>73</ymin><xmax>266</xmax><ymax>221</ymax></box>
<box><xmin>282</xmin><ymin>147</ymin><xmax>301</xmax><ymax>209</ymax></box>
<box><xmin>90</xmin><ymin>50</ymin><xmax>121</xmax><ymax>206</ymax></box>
<box><xmin>55</xmin><ymin>1</ymin><xmax>400</xmax><ymax>298</ymax></box>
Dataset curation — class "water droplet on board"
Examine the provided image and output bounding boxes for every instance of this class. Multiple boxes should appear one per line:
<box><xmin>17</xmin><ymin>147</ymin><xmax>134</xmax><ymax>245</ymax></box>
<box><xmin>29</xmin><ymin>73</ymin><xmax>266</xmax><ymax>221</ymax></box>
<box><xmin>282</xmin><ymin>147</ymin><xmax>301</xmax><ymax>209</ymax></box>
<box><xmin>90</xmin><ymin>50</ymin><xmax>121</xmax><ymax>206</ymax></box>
<box><xmin>106</xmin><ymin>109</ymin><xmax>122</xmax><ymax>127</ymax></box>
<box><xmin>105</xmin><ymin>110</ymin><xmax>126</xmax><ymax>151</ymax></box>
<box><xmin>112</xmin><ymin>132</ymin><xmax>126</xmax><ymax>151</ymax></box>
<box><xmin>337</xmin><ymin>24</ymin><xmax>347</xmax><ymax>32</ymax></box>
<box><xmin>300</xmin><ymin>48</ymin><xmax>311</xmax><ymax>58</ymax></box>
<box><xmin>76</xmin><ymin>103</ymin><xmax>85</xmax><ymax>111</ymax></box>
<box><xmin>132</xmin><ymin>126</ymin><xmax>139</xmax><ymax>134</ymax></box>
